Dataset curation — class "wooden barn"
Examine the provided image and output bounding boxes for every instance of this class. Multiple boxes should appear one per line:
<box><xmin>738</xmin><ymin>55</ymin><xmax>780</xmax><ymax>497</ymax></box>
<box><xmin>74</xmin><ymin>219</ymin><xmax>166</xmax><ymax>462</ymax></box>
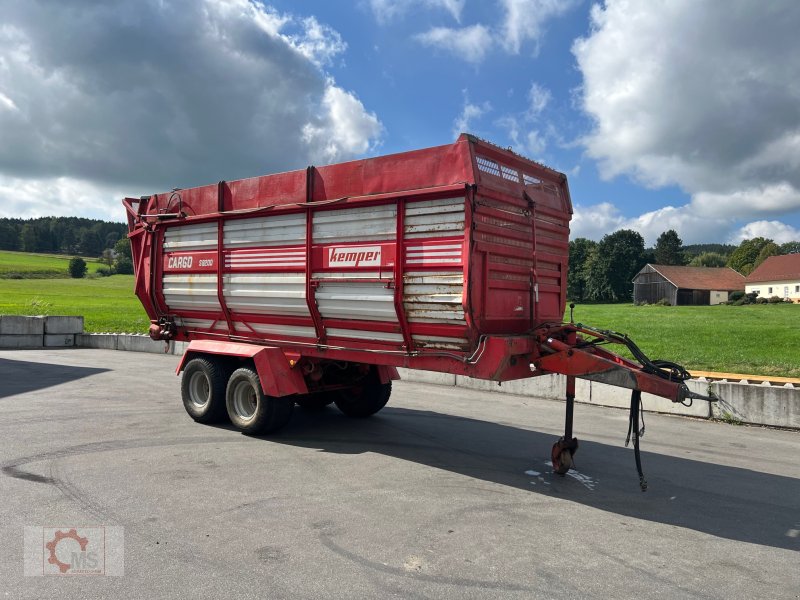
<box><xmin>632</xmin><ymin>264</ymin><xmax>745</xmax><ymax>305</ymax></box>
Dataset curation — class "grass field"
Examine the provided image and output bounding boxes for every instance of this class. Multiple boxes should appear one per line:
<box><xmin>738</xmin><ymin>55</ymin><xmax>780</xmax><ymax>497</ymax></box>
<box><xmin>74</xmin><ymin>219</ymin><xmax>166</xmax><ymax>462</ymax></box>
<box><xmin>571</xmin><ymin>303</ymin><xmax>800</xmax><ymax>378</ymax></box>
<box><xmin>0</xmin><ymin>276</ymin><xmax>149</xmax><ymax>333</ymax></box>
<box><xmin>0</xmin><ymin>250</ymin><xmax>104</xmax><ymax>278</ymax></box>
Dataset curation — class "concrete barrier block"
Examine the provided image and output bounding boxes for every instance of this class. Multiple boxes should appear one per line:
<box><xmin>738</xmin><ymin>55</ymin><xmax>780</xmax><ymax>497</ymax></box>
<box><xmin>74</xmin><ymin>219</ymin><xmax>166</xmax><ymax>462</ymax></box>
<box><xmin>0</xmin><ymin>316</ymin><xmax>44</xmax><ymax>335</ymax></box>
<box><xmin>117</xmin><ymin>334</ymin><xmax>172</xmax><ymax>354</ymax></box>
<box><xmin>0</xmin><ymin>334</ymin><xmax>43</xmax><ymax>349</ymax></box>
<box><xmin>75</xmin><ymin>333</ymin><xmax>119</xmax><ymax>350</ymax></box>
<box><xmin>579</xmin><ymin>379</ymin><xmax>711</xmax><ymax>418</ymax></box>
<box><xmin>396</xmin><ymin>368</ymin><xmax>456</xmax><ymax>386</ymax></box>
<box><xmin>455</xmin><ymin>373</ymin><xmax>566</xmax><ymax>399</ymax></box>
<box><xmin>711</xmin><ymin>382</ymin><xmax>800</xmax><ymax>428</ymax></box>
<box><xmin>171</xmin><ymin>341</ymin><xmax>189</xmax><ymax>356</ymax></box>
<box><xmin>44</xmin><ymin>333</ymin><xmax>75</xmax><ymax>347</ymax></box>
<box><xmin>44</xmin><ymin>316</ymin><xmax>84</xmax><ymax>334</ymax></box>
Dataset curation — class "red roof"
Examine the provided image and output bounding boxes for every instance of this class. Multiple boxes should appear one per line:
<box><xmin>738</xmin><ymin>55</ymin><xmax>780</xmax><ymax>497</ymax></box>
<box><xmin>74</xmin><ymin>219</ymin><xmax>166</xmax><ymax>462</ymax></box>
<box><xmin>746</xmin><ymin>254</ymin><xmax>800</xmax><ymax>283</ymax></box>
<box><xmin>641</xmin><ymin>265</ymin><xmax>745</xmax><ymax>290</ymax></box>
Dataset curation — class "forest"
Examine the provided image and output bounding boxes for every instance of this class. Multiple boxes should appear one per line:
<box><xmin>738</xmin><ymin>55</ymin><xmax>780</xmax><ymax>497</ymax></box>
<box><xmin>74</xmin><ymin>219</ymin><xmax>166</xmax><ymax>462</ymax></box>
<box><xmin>0</xmin><ymin>217</ymin><xmax>128</xmax><ymax>257</ymax></box>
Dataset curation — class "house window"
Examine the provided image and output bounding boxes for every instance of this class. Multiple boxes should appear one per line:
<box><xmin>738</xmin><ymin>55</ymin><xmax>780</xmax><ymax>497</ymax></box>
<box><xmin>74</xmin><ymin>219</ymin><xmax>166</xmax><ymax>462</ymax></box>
<box><xmin>768</xmin><ymin>287</ymin><xmax>773</xmax><ymax>294</ymax></box>
<box><xmin>796</xmin><ymin>285</ymin><xmax>799</xmax><ymax>293</ymax></box>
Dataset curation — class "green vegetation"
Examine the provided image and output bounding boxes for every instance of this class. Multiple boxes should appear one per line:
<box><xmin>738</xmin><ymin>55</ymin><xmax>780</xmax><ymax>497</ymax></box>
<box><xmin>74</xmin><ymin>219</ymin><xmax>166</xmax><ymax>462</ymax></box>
<box><xmin>570</xmin><ymin>302</ymin><xmax>800</xmax><ymax>378</ymax></box>
<box><xmin>0</xmin><ymin>216</ymin><xmax>127</xmax><ymax>257</ymax></box>
<box><xmin>0</xmin><ymin>276</ymin><xmax>148</xmax><ymax>333</ymax></box>
<box><xmin>0</xmin><ymin>250</ymin><xmax>105</xmax><ymax>278</ymax></box>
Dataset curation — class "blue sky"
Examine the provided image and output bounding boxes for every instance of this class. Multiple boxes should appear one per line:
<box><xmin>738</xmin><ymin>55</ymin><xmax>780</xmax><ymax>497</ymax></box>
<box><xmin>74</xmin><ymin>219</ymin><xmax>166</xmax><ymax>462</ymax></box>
<box><xmin>1</xmin><ymin>0</ymin><xmax>799</xmax><ymax>246</ymax></box>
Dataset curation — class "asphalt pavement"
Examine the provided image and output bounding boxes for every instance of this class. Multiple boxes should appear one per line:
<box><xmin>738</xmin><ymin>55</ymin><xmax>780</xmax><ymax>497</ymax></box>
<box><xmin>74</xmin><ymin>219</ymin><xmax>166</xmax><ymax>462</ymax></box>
<box><xmin>1</xmin><ymin>348</ymin><xmax>798</xmax><ymax>599</ymax></box>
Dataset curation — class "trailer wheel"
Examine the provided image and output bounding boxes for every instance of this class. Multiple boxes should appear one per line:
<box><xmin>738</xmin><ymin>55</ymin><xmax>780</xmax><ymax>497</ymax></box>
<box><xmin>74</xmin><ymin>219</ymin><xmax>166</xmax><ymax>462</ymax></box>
<box><xmin>335</xmin><ymin>380</ymin><xmax>391</xmax><ymax>418</ymax></box>
<box><xmin>181</xmin><ymin>357</ymin><xmax>229</xmax><ymax>423</ymax></box>
<box><xmin>226</xmin><ymin>367</ymin><xmax>294</xmax><ymax>434</ymax></box>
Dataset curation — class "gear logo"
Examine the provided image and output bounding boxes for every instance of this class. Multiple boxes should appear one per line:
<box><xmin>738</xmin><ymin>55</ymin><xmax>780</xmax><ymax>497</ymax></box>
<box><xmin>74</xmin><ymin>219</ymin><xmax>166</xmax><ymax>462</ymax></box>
<box><xmin>25</xmin><ymin>526</ymin><xmax>123</xmax><ymax>576</ymax></box>
<box><xmin>45</xmin><ymin>528</ymin><xmax>94</xmax><ymax>574</ymax></box>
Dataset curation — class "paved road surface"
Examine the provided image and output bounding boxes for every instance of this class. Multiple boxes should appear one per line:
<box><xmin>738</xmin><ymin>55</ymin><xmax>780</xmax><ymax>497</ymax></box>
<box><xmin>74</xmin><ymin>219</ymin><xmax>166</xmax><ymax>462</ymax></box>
<box><xmin>1</xmin><ymin>349</ymin><xmax>798</xmax><ymax>599</ymax></box>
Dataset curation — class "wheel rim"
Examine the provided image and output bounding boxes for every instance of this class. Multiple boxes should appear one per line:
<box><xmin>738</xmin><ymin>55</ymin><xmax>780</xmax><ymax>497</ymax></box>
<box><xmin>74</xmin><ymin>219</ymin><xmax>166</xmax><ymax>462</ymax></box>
<box><xmin>231</xmin><ymin>379</ymin><xmax>258</xmax><ymax>421</ymax></box>
<box><xmin>188</xmin><ymin>371</ymin><xmax>211</xmax><ymax>409</ymax></box>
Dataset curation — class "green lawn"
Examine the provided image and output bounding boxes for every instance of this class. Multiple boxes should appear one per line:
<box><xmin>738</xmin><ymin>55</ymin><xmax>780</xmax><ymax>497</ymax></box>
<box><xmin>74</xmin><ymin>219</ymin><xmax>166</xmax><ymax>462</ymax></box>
<box><xmin>569</xmin><ymin>303</ymin><xmax>800</xmax><ymax>378</ymax></box>
<box><xmin>0</xmin><ymin>276</ymin><xmax>149</xmax><ymax>333</ymax></box>
<box><xmin>0</xmin><ymin>250</ymin><xmax>105</xmax><ymax>278</ymax></box>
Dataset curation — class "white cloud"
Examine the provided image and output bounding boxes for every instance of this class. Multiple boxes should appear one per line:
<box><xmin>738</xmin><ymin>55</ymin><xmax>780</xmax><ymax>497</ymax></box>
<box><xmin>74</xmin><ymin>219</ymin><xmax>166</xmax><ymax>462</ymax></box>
<box><xmin>369</xmin><ymin>0</ymin><xmax>465</xmax><ymax>24</ymax></box>
<box><xmin>500</xmin><ymin>0</ymin><xmax>579</xmax><ymax>55</ymax></box>
<box><xmin>526</xmin><ymin>82</ymin><xmax>551</xmax><ymax>118</ymax></box>
<box><xmin>286</xmin><ymin>16</ymin><xmax>347</xmax><ymax>67</ymax></box>
<box><xmin>0</xmin><ymin>175</ymin><xmax>128</xmax><ymax>221</ymax></box>
<box><xmin>302</xmin><ymin>83</ymin><xmax>383</xmax><ymax>164</ymax></box>
<box><xmin>574</xmin><ymin>0</ymin><xmax>800</xmax><ymax>222</ymax></box>
<box><xmin>0</xmin><ymin>0</ymin><xmax>382</xmax><ymax>219</ymax></box>
<box><xmin>570</xmin><ymin>202</ymin><xmax>736</xmax><ymax>246</ymax></box>
<box><xmin>495</xmin><ymin>82</ymin><xmax>552</xmax><ymax>157</ymax></box>
<box><xmin>730</xmin><ymin>221</ymin><xmax>800</xmax><ymax>244</ymax></box>
<box><xmin>415</xmin><ymin>25</ymin><xmax>493</xmax><ymax>64</ymax></box>
<box><xmin>453</xmin><ymin>95</ymin><xmax>491</xmax><ymax>138</ymax></box>
<box><xmin>0</xmin><ymin>92</ymin><xmax>19</xmax><ymax>112</ymax></box>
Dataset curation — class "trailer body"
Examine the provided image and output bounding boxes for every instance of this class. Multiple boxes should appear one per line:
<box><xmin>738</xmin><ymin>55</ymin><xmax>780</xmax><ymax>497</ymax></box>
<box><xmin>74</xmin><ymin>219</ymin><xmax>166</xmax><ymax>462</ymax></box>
<box><xmin>125</xmin><ymin>134</ymin><xmax>572</xmax><ymax>381</ymax></box>
<box><xmin>125</xmin><ymin>134</ymin><xmax>713</xmax><ymax>487</ymax></box>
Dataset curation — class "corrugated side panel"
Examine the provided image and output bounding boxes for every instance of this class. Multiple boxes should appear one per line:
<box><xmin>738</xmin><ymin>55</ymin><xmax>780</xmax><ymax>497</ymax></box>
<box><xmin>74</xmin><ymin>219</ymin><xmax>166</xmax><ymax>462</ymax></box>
<box><xmin>405</xmin><ymin>197</ymin><xmax>464</xmax><ymax>239</ymax></box>
<box><xmin>163</xmin><ymin>274</ymin><xmax>220</xmax><ymax>311</ymax></box>
<box><xmin>313</xmin><ymin>205</ymin><xmax>397</xmax><ymax>242</ymax></box>
<box><xmin>223</xmin><ymin>274</ymin><xmax>308</xmax><ymax>316</ymax></box>
<box><xmin>222</xmin><ymin>213</ymin><xmax>313</xmax><ymax>337</ymax></box>
<box><xmin>403</xmin><ymin>197</ymin><xmax>468</xmax><ymax>350</ymax></box>
<box><xmin>163</xmin><ymin>223</ymin><xmax>218</xmax><ymax>251</ymax></box>
<box><xmin>313</xmin><ymin>205</ymin><xmax>398</xmax><ymax>342</ymax></box>
<box><xmin>162</xmin><ymin>223</ymin><xmax>219</xmax><ymax>315</ymax></box>
<box><xmin>223</xmin><ymin>213</ymin><xmax>306</xmax><ymax>247</ymax></box>
<box><xmin>316</xmin><ymin>277</ymin><xmax>397</xmax><ymax>323</ymax></box>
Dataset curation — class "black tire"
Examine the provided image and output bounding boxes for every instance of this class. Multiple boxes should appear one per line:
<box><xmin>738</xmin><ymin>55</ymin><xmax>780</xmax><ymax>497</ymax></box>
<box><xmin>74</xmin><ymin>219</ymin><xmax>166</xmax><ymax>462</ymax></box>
<box><xmin>225</xmin><ymin>367</ymin><xmax>294</xmax><ymax>434</ymax></box>
<box><xmin>295</xmin><ymin>392</ymin><xmax>335</xmax><ymax>411</ymax></box>
<box><xmin>181</xmin><ymin>357</ymin><xmax>229</xmax><ymax>424</ymax></box>
<box><xmin>334</xmin><ymin>380</ymin><xmax>391</xmax><ymax>418</ymax></box>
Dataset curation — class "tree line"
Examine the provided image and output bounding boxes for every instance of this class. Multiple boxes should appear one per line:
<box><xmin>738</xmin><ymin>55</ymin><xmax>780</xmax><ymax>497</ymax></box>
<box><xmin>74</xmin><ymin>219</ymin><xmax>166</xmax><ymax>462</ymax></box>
<box><xmin>568</xmin><ymin>230</ymin><xmax>800</xmax><ymax>303</ymax></box>
<box><xmin>0</xmin><ymin>217</ymin><xmax>128</xmax><ymax>257</ymax></box>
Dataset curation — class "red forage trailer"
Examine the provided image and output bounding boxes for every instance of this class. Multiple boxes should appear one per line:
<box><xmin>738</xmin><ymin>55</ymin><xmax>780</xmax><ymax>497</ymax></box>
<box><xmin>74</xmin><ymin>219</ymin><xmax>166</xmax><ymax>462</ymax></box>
<box><xmin>124</xmin><ymin>134</ymin><xmax>714</xmax><ymax>489</ymax></box>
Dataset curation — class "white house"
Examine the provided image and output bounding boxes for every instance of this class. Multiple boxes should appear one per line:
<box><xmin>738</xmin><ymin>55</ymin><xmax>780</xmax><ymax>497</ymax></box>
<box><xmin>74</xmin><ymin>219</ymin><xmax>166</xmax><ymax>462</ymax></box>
<box><xmin>744</xmin><ymin>254</ymin><xmax>800</xmax><ymax>302</ymax></box>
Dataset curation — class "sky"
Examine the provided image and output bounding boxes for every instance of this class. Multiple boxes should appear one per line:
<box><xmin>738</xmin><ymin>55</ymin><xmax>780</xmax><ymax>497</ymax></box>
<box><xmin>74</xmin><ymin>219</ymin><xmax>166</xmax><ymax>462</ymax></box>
<box><xmin>1</xmin><ymin>0</ymin><xmax>799</xmax><ymax>246</ymax></box>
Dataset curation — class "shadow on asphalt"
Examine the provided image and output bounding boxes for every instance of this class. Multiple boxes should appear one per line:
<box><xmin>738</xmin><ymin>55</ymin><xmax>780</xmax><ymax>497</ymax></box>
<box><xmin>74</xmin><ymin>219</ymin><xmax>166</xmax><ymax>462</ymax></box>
<box><xmin>0</xmin><ymin>357</ymin><xmax>110</xmax><ymax>400</ymax></box>
<box><xmin>231</xmin><ymin>405</ymin><xmax>800</xmax><ymax>553</ymax></box>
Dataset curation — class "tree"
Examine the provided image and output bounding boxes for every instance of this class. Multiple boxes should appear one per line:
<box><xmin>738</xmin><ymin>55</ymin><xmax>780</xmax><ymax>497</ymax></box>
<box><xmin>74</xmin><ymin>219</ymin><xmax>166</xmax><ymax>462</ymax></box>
<box><xmin>584</xmin><ymin>229</ymin><xmax>646</xmax><ymax>302</ymax></box>
<box><xmin>567</xmin><ymin>238</ymin><xmax>597</xmax><ymax>301</ymax></box>
<box><xmin>653</xmin><ymin>229</ymin><xmax>685</xmax><ymax>265</ymax></box>
<box><xmin>20</xmin><ymin>223</ymin><xmax>38</xmax><ymax>252</ymax></box>
<box><xmin>68</xmin><ymin>257</ymin><xmax>87</xmax><ymax>279</ymax></box>
<box><xmin>727</xmin><ymin>237</ymin><xmax>772</xmax><ymax>275</ymax></box>
<box><xmin>754</xmin><ymin>242</ymin><xmax>779</xmax><ymax>270</ymax></box>
<box><xmin>115</xmin><ymin>257</ymin><xmax>134</xmax><ymax>275</ymax></box>
<box><xmin>113</xmin><ymin>238</ymin><xmax>133</xmax><ymax>274</ymax></box>
<box><xmin>779</xmin><ymin>241</ymin><xmax>800</xmax><ymax>255</ymax></box>
<box><xmin>114</xmin><ymin>237</ymin><xmax>132</xmax><ymax>260</ymax></box>
<box><xmin>101</xmin><ymin>248</ymin><xmax>115</xmax><ymax>268</ymax></box>
<box><xmin>688</xmin><ymin>252</ymin><xmax>727</xmax><ymax>267</ymax></box>
<box><xmin>0</xmin><ymin>222</ymin><xmax>18</xmax><ymax>250</ymax></box>
<box><xmin>77</xmin><ymin>228</ymin><xmax>103</xmax><ymax>256</ymax></box>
